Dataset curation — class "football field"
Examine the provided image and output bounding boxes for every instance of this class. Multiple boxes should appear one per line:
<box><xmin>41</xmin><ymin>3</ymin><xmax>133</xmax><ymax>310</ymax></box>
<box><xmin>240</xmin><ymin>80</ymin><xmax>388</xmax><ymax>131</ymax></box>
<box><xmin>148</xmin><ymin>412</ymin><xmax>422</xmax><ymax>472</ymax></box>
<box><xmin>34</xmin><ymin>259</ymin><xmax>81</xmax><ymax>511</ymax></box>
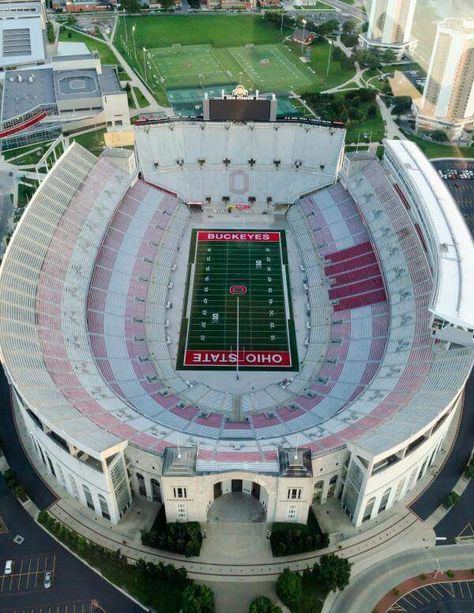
<box><xmin>177</xmin><ymin>229</ymin><xmax>298</xmax><ymax>371</ymax></box>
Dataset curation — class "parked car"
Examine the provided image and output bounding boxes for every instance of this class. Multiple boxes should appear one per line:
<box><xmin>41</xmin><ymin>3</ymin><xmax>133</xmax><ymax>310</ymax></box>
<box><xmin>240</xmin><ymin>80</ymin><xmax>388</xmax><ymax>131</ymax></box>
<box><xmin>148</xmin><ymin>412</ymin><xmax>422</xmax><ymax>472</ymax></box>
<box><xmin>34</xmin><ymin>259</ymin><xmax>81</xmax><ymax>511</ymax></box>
<box><xmin>4</xmin><ymin>560</ymin><xmax>13</xmax><ymax>575</ymax></box>
<box><xmin>44</xmin><ymin>571</ymin><xmax>52</xmax><ymax>589</ymax></box>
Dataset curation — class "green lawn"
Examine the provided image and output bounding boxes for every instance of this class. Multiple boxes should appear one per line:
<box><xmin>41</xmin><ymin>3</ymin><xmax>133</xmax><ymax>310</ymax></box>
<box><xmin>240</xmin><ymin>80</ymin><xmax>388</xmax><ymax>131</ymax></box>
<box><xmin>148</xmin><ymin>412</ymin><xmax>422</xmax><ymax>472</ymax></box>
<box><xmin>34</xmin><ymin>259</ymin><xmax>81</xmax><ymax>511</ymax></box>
<box><xmin>59</xmin><ymin>27</ymin><xmax>120</xmax><ymax>66</ymax></box>
<box><xmin>345</xmin><ymin>105</ymin><xmax>385</xmax><ymax>143</ymax></box>
<box><xmin>290</xmin><ymin>41</ymin><xmax>356</xmax><ymax>92</ymax></box>
<box><xmin>114</xmin><ymin>14</ymin><xmax>291</xmax><ymax>49</ymax></box>
<box><xmin>402</xmin><ymin>132</ymin><xmax>473</xmax><ymax>160</ymax></box>
<box><xmin>3</xmin><ymin>141</ymin><xmax>54</xmax><ymax>165</ymax></box>
<box><xmin>133</xmin><ymin>86</ymin><xmax>149</xmax><ymax>108</ymax></box>
<box><xmin>71</xmin><ymin>128</ymin><xmax>106</xmax><ymax>155</ymax></box>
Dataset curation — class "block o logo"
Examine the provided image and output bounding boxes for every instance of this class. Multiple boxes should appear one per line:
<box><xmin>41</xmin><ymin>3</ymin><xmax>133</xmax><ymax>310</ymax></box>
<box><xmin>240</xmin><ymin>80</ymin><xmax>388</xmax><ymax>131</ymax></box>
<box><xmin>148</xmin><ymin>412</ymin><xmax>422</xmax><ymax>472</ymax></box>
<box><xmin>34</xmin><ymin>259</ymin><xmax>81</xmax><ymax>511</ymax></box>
<box><xmin>229</xmin><ymin>285</ymin><xmax>247</xmax><ymax>295</ymax></box>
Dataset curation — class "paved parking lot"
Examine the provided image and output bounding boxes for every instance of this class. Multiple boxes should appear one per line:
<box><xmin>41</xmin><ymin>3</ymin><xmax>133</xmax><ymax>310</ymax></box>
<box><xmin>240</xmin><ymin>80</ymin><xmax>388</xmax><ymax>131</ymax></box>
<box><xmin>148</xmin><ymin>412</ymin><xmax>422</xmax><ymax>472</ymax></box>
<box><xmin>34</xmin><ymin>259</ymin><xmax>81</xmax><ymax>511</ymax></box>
<box><xmin>0</xmin><ymin>600</ymin><xmax>104</xmax><ymax>613</ymax></box>
<box><xmin>0</xmin><ymin>555</ymin><xmax>55</xmax><ymax>596</ymax></box>
<box><xmin>392</xmin><ymin>580</ymin><xmax>474</xmax><ymax>612</ymax></box>
<box><xmin>431</xmin><ymin>159</ymin><xmax>474</xmax><ymax>236</ymax></box>
<box><xmin>0</xmin><ymin>517</ymin><xmax>8</xmax><ymax>535</ymax></box>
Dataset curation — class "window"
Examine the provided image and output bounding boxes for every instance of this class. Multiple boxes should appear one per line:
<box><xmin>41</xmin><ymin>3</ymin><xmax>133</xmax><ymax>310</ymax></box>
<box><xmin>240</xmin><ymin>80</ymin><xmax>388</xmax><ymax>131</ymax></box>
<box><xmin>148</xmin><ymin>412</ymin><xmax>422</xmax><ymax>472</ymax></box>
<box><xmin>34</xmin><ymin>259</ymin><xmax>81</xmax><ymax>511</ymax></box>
<box><xmin>177</xmin><ymin>503</ymin><xmax>187</xmax><ymax>520</ymax></box>
<box><xmin>287</xmin><ymin>504</ymin><xmax>297</xmax><ymax>521</ymax></box>
<box><xmin>363</xmin><ymin>497</ymin><xmax>376</xmax><ymax>522</ymax></box>
<box><xmin>136</xmin><ymin>472</ymin><xmax>146</xmax><ymax>497</ymax></box>
<box><xmin>287</xmin><ymin>488</ymin><xmax>302</xmax><ymax>500</ymax></box>
<box><xmin>69</xmin><ymin>475</ymin><xmax>79</xmax><ymax>499</ymax></box>
<box><xmin>378</xmin><ymin>488</ymin><xmax>391</xmax><ymax>513</ymax></box>
<box><xmin>313</xmin><ymin>480</ymin><xmax>324</xmax><ymax>504</ymax></box>
<box><xmin>151</xmin><ymin>478</ymin><xmax>161</xmax><ymax>503</ymax></box>
<box><xmin>173</xmin><ymin>487</ymin><xmax>187</xmax><ymax>499</ymax></box>
<box><xmin>83</xmin><ymin>484</ymin><xmax>95</xmax><ymax>511</ymax></box>
<box><xmin>98</xmin><ymin>494</ymin><xmax>111</xmax><ymax>521</ymax></box>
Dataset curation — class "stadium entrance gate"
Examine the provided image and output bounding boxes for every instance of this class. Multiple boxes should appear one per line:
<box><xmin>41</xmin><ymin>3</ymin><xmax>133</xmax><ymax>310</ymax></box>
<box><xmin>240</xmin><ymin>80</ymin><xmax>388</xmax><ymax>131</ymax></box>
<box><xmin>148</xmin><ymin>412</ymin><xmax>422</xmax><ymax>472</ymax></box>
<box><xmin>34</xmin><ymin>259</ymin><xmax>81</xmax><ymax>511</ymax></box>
<box><xmin>208</xmin><ymin>479</ymin><xmax>267</xmax><ymax>522</ymax></box>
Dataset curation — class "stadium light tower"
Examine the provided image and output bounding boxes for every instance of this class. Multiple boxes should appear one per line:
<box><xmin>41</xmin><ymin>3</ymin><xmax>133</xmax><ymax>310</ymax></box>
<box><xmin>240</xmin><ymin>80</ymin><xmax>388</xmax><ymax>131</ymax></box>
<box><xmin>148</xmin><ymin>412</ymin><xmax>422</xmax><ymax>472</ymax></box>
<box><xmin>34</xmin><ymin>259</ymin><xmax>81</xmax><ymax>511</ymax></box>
<box><xmin>301</xmin><ymin>19</ymin><xmax>307</xmax><ymax>56</ymax></box>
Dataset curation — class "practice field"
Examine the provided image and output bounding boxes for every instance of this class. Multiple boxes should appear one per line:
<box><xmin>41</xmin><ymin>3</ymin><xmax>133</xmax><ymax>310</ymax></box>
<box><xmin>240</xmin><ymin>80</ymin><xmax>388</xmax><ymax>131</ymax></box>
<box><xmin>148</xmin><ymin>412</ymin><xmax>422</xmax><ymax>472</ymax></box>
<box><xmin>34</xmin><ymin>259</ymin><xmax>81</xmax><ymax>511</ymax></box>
<box><xmin>146</xmin><ymin>45</ymin><xmax>235</xmax><ymax>90</ymax></box>
<box><xmin>177</xmin><ymin>230</ymin><xmax>298</xmax><ymax>371</ymax></box>
<box><xmin>229</xmin><ymin>44</ymin><xmax>313</xmax><ymax>92</ymax></box>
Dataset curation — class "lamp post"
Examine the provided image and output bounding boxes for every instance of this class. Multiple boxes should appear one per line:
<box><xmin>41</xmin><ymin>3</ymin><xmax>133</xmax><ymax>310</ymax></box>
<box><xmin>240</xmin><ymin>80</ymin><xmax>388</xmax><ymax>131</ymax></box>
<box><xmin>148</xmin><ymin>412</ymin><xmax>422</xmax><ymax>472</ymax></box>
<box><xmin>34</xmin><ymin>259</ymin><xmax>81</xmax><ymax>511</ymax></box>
<box><xmin>301</xmin><ymin>19</ymin><xmax>307</xmax><ymax>56</ymax></box>
<box><xmin>132</xmin><ymin>24</ymin><xmax>137</xmax><ymax>61</ymax></box>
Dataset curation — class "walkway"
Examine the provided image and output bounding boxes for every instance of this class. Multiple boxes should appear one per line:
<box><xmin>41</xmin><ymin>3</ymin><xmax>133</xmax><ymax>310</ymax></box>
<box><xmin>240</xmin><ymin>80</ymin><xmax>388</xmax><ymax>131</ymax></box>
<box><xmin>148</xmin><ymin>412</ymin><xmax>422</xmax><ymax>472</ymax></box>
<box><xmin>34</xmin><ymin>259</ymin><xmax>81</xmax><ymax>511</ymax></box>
<box><xmin>208</xmin><ymin>493</ymin><xmax>266</xmax><ymax>523</ymax></box>
<box><xmin>376</xmin><ymin>95</ymin><xmax>405</xmax><ymax>139</ymax></box>
<box><xmin>324</xmin><ymin>544</ymin><xmax>474</xmax><ymax>613</ymax></box>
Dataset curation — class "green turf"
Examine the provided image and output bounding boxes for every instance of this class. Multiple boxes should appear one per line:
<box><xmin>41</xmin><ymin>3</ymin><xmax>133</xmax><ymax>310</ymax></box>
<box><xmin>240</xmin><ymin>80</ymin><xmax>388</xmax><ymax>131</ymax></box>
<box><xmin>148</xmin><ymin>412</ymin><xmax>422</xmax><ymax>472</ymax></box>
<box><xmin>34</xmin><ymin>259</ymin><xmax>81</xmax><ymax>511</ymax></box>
<box><xmin>114</xmin><ymin>15</ymin><xmax>356</xmax><ymax>105</ymax></box>
<box><xmin>115</xmin><ymin>15</ymin><xmax>291</xmax><ymax>49</ymax></box>
<box><xmin>177</xmin><ymin>230</ymin><xmax>298</xmax><ymax>371</ymax></box>
<box><xmin>229</xmin><ymin>44</ymin><xmax>312</xmax><ymax>92</ymax></box>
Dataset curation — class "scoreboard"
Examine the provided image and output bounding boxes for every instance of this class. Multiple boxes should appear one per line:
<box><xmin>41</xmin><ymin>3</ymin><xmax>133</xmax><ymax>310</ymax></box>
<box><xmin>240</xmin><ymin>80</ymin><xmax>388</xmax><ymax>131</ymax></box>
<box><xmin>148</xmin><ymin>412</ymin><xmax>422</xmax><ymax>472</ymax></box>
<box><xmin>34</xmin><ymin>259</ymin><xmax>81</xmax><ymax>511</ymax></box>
<box><xmin>203</xmin><ymin>85</ymin><xmax>277</xmax><ymax>122</ymax></box>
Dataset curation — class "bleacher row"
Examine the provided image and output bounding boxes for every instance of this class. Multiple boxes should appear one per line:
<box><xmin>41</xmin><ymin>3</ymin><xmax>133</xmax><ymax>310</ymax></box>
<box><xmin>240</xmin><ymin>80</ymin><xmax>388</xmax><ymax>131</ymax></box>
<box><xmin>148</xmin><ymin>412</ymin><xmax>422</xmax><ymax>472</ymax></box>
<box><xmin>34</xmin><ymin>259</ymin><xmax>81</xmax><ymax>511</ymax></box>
<box><xmin>4</xmin><ymin>141</ymin><xmax>470</xmax><ymax>465</ymax></box>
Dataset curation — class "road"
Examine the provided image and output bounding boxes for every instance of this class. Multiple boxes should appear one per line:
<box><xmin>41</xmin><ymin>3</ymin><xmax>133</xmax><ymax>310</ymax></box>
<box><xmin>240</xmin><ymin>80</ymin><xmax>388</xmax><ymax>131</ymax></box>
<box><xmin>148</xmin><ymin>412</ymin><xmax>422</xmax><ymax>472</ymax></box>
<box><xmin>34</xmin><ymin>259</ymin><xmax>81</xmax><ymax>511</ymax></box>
<box><xmin>410</xmin><ymin>372</ymin><xmax>474</xmax><ymax>521</ymax></box>
<box><xmin>326</xmin><ymin>544</ymin><xmax>474</xmax><ymax>613</ymax></box>
<box><xmin>313</xmin><ymin>0</ymin><xmax>366</xmax><ymax>20</ymax></box>
<box><xmin>0</xmin><ymin>477</ymin><xmax>142</xmax><ymax>612</ymax></box>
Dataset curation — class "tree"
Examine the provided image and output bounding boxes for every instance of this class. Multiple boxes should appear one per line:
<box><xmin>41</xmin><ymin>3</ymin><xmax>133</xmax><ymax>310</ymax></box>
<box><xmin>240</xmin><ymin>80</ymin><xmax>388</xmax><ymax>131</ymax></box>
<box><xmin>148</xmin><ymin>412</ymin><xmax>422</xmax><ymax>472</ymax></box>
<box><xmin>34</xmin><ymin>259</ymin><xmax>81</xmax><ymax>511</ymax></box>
<box><xmin>276</xmin><ymin>569</ymin><xmax>302</xmax><ymax>612</ymax></box>
<box><xmin>249</xmin><ymin>596</ymin><xmax>282</xmax><ymax>613</ymax></box>
<box><xmin>66</xmin><ymin>15</ymin><xmax>77</xmax><ymax>26</ymax></box>
<box><xmin>120</xmin><ymin>0</ymin><xmax>142</xmax><ymax>11</ymax></box>
<box><xmin>161</xmin><ymin>0</ymin><xmax>175</xmax><ymax>9</ymax></box>
<box><xmin>342</xmin><ymin>19</ymin><xmax>357</xmax><ymax>34</ymax></box>
<box><xmin>382</xmin><ymin>49</ymin><xmax>397</xmax><ymax>63</ymax></box>
<box><xmin>443</xmin><ymin>491</ymin><xmax>460</xmax><ymax>508</ymax></box>
<box><xmin>182</xmin><ymin>584</ymin><xmax>215</xmax><ymax>613</ymax></box>
<box><xmin>312</xmin><ymin>554</ymin><xmax>352</xmax><ymax>593</ymax></box>
<box><xmin>431</xmin><ymin>130</ymin><xmax>448</xmax><ymax>142</ymax></box>
<box><xmin>392</xmin><ymin>95</ymin><xmax>412</xmax><ymax>115</ymax></box>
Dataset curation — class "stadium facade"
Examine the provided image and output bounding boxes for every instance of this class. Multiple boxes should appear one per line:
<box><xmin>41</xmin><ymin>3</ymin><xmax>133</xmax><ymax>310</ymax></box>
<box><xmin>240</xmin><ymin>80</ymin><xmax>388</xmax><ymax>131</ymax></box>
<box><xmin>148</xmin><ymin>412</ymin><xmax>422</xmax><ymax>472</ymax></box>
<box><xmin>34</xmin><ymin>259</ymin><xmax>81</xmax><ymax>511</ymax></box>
<box><xmin>0</xmin><ymin>120</ymin><xmax>472</xmax><ymax>528</ymax></box>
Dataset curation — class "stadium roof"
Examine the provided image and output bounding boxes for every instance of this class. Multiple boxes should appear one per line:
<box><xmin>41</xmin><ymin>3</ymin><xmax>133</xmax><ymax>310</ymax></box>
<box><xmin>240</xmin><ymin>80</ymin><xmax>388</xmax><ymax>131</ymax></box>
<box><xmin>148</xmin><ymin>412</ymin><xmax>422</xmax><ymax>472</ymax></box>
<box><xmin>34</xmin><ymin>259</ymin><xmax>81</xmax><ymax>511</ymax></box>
<box><xmin>385</xmin><ymin>140</ymin><xmax>474</xmax><ymax>331</ymax></box>
<box><xmin>0</xmin><ymin>16</ymin><xmax>45</xmax><ymax>69</ymax></box>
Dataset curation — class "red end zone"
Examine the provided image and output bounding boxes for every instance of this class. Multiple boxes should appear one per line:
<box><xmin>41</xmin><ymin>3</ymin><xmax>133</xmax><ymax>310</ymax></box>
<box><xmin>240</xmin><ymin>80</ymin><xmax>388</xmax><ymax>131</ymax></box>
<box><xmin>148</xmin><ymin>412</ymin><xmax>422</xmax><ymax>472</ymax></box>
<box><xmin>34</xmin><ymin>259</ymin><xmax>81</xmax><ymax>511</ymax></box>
<box><xmin>184</xmin><ymin>350</ymin><xmax>292</xmax><ymax>367</ymax></box>
<box><xmin>197</xmin><ymin>231</ymin><xmax>280</xmax><ymax>242</ymax></box>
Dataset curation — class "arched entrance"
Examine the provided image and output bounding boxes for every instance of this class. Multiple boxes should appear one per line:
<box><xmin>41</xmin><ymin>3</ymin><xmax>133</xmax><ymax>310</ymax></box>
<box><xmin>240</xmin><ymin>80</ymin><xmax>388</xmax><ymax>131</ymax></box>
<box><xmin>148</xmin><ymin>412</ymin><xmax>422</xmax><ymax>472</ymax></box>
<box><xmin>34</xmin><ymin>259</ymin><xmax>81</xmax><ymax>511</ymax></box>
<box><xmin>208</xmin><ymin>479</ymin><xmax>267</xmax><ymax>522</ymax></box>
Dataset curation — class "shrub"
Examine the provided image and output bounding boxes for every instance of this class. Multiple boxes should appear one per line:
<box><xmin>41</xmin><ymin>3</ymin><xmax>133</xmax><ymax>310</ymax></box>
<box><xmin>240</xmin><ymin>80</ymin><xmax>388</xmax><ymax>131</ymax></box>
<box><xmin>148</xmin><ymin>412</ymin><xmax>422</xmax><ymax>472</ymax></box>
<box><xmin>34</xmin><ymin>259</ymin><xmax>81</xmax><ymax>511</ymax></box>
<box><xmin>3</xmin><ymin>469</ymin><xmax>28</xmax><ymax>501</ymax></box>
<box><xmin>141</xmin><ymin>506</ymin><xmax>202</xmax><ymax>557</ymax></box>
<box><xmin>443</xmin><ymin>491</ymin><xmax>460</xmax><ymax>509</ymax></box>
<box><xmin>392</xmin><ymin>588</ymin><xmax>400</xmax><ymax>596</ymax></box>
<box><xmin>270</xmin><ymin>508</ymin><xmax>328</xmax><ymax>556</ymax></box>
<box><xmin>464</xmin><ymin>458</ymin><xmax>474</xmax><ymax>479</ymax></box>
<box><xmin>312</xmin><ymin>553</ymin><xmax>352</xmax><ymax>593</ymax></box>
<box><xmin>276</xmin><ymin>569</ymin><xmax>302</xmax><ymax>612</ymax></box>
<box><xmin>446</xmin><ymin>569</ymin><xmax>454</xmax><ymax>578</ymax></box>
<box><xmin>419</xmin><ymin>573</ymin><xmax>427</xmax><ymax>581</ymax></box>
<box><xmin>181</xmin><ymin>583</ymin><xmax>214</xmax><ymax>613</ymax></box>
<box><xmin>249</xmin><ymin>596</ymin><xmax>282</xmax><ymax>613</ymax></box>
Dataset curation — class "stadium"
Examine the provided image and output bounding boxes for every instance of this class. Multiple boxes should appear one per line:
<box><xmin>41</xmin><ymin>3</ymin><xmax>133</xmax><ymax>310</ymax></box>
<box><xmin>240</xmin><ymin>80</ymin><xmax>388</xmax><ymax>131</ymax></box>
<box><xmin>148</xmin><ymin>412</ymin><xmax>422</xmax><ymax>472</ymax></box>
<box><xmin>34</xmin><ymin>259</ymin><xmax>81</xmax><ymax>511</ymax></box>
<box><xmin>0</xmin><ymin>93</ymin><xmax>473</xmax><ymax>529</ymax></box>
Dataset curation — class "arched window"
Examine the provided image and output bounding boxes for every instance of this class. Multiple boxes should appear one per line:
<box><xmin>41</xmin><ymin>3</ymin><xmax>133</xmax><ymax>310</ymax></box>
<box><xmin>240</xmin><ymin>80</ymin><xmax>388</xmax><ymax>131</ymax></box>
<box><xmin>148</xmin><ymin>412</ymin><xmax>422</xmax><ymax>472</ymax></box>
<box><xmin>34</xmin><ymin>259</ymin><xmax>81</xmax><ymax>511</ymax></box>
<box><xmin>136</xmin><ymin>472</ymin><xmax>146</xmax><ymax>497</ymax></box>
<box><xmin>150</xmin><ymin>478</ymin><xmax>161</xmax><ymax>503</ymax></box>
<box><xmin>378</xmin><ymin>487</ymin><xmax>391</xmax><ymax>513</ymax></box>
<box><xmin>69</xmin><ymin>475</ymin><xmax>79</xmax><ymax>499</ymax></box>
<box><xmin>98</xmin><ymin>494</ymin><xmax>111</xmax><ymax>520</ymax></box>
<box><xmin>83</xmin><ymin>484</ymin><xmax>94</xmax><ymax>510</ymax></box>
<box><xmin>363</xmin><ymin>497</ymin><xmax>376</xmax><ymax>522</ymax></box>
<box><xmin>394</xmin><ymin>477</ymin><xmax>405</xmax><ymax>502</ymax></box>
<box><xmin>313</xmin><ymin>480</ymin><xmax>324</xmax><ymax>504</ymax></box>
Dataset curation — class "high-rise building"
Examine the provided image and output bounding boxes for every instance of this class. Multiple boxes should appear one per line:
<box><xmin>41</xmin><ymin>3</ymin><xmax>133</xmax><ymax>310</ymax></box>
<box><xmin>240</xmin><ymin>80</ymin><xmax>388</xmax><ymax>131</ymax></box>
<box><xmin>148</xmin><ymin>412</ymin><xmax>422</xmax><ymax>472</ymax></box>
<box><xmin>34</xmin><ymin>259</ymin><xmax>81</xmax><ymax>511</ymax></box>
<box><xmin>416</xmin><ymin>18</ymin><xmax>474</xmax><ymax>139</ymax></box>
<box><xmin>359</xmin><ymin>0</ymin><xmax>418</xmax><ymax>58</ymax></box>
